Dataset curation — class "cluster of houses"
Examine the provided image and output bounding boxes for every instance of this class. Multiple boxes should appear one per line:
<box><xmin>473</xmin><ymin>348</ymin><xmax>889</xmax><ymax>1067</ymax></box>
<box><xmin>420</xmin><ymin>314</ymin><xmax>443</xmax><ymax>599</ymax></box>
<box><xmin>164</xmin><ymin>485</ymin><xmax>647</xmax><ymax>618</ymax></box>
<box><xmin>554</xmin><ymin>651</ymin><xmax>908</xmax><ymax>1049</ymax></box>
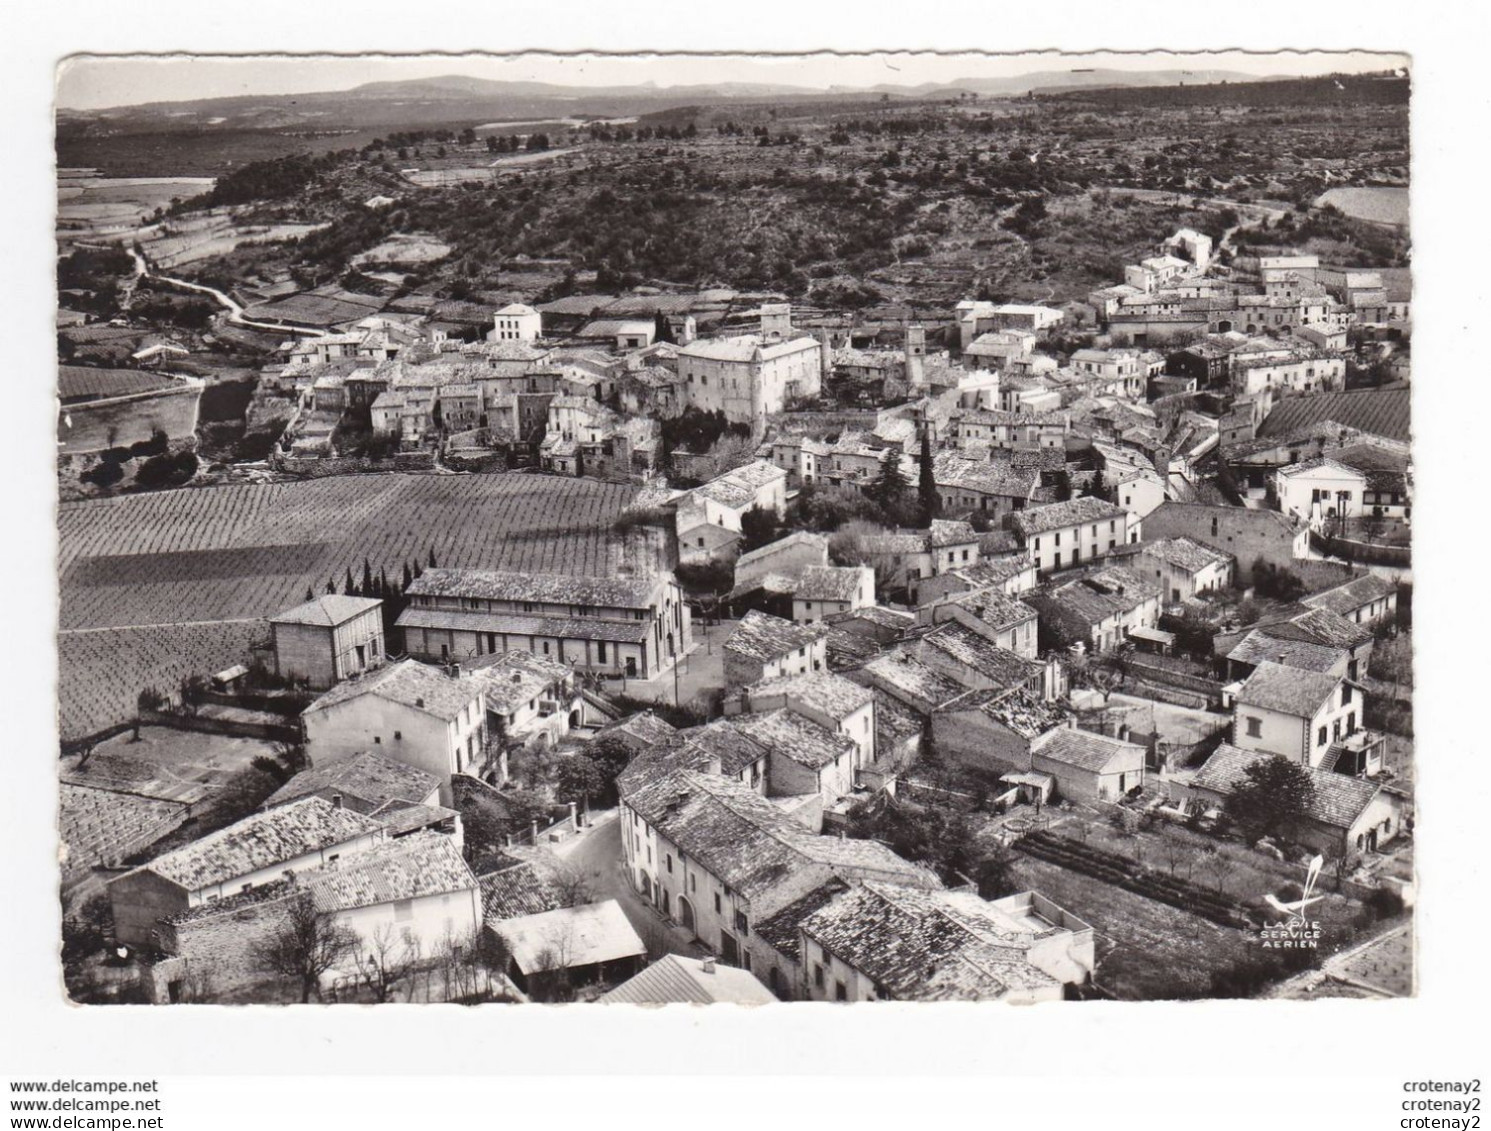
<box><xmin>92</xmin><ymin>219</ymin><xmax>1411</xmax><ymax>1004</ymax></box>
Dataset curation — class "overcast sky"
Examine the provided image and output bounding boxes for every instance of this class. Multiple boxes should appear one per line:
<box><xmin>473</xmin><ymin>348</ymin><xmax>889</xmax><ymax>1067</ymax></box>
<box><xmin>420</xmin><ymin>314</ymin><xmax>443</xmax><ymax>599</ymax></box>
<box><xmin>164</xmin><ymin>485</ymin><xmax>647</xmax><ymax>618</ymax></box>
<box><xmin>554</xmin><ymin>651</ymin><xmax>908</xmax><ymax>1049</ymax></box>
<box><xmin>56</xmin><ymin>51</ymin><xmax>1408</xmax><ymax>111</ymax></box>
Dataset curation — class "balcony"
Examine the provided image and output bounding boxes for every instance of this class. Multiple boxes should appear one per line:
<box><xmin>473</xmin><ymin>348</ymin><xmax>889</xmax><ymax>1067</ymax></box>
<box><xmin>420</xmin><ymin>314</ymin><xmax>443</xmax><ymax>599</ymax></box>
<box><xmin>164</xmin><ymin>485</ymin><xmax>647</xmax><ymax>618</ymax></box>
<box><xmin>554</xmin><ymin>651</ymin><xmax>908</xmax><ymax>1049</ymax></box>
<box><xmin>1325</xmin><ymin>729</ymin><xmax>1386</xmax><ymax>777</ymax></box>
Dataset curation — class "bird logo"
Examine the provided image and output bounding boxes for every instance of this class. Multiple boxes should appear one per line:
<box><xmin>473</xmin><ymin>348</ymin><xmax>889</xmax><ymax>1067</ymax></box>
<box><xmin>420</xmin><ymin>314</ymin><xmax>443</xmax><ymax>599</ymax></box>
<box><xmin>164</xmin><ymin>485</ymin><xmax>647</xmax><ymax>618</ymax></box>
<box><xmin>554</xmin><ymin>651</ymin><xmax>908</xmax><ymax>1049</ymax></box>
<box><xmin>1264</xmin><ymin>854</ymin><xmax>1325</xmax><ymax>925</ymax></box>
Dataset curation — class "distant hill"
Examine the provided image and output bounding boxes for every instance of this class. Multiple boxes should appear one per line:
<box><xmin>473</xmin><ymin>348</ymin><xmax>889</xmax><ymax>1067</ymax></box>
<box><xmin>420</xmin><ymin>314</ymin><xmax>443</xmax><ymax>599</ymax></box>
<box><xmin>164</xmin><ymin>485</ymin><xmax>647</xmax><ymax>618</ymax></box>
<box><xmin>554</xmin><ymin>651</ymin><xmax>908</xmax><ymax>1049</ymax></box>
<box><xmin>58</xmin><ymin>67</ymin><xmax>1296</xmax><ymax>134</ymax></box>
<box><xmin>1039</xmin><ymin>70</ymin><xmax>1409</xmax><ymax>108</ymax></box>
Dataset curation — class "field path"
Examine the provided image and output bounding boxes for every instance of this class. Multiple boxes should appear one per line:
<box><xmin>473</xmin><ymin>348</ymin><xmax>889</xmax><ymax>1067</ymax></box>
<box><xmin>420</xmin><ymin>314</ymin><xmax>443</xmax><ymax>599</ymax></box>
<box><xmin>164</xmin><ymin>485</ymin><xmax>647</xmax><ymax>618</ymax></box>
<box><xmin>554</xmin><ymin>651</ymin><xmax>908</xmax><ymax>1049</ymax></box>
<box><xmin>127</xmin><ymin>245</ymin><xmax>328</xmax><ymax>337</ymax></box>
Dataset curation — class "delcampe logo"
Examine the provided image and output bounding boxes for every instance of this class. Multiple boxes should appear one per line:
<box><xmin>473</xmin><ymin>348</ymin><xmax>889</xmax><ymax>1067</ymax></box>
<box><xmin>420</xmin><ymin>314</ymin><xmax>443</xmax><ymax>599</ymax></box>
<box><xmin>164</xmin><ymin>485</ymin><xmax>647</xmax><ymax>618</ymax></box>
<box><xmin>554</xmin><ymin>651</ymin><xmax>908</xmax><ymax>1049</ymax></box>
<box><xmin>1259</xmin><ymin>854</ymin><xmax>1325</xmax><ymax>949</ymax></box>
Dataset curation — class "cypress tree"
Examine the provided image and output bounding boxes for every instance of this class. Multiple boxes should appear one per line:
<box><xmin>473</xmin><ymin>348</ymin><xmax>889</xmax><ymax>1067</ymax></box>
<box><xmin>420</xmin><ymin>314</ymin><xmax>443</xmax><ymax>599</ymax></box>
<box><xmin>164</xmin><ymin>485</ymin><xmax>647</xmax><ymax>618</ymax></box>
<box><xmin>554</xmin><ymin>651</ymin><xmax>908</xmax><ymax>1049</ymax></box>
<box><xmin>345</xmin><ymin>567</ymin><xmax>357</xmax><ymax>596</ymax></box>
<box><xmin>918</xmin><ymin>418</ymin><xmax>939</xmax><ymax>525</ymax></box>
<box><xmin>362</xmin><ymin>558</ymin><xmax>374</xmax><ymax>595</ymax></box>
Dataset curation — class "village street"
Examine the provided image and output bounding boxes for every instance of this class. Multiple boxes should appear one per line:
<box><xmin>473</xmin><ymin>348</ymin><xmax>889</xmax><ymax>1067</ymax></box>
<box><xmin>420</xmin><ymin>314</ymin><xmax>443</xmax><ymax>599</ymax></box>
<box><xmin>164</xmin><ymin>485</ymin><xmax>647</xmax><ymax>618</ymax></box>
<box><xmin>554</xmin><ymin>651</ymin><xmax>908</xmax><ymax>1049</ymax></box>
<box><xmin>557</xmin><ymin>810</ymin><xmax>711</xmax><ymax>962</ymax></box>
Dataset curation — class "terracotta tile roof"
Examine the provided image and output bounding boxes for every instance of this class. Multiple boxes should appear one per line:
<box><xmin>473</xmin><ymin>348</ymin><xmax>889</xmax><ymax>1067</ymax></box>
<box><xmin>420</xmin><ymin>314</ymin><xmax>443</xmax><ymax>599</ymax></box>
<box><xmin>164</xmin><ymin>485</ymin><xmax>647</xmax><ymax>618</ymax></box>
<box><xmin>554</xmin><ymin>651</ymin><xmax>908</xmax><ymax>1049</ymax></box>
<box><xmin>725</xmin><ymin>611</ymin><xmax>826</xmax><ymax>662</ymax></box>
<box><xmin>464</xmin><ymin>650</ymin><xmax>572</xmax><ymax>714</ymax></box>
<box><xmin>270</xmin><ymin>594</ymin><xmax>383</xmax><ymax>628</ymax></box>
<box><xmin>1032</xmin><ymin>726</ymin><xmax>1146</xmax><ymax>774</ymax></box>
<box><xmin>920</xmin><ymin>623</ymin><xmax>1041</xmax><ymax>689</ymax></box>
<box><xmin>478</xmin><ymin>859</ymin><xmax>569</xmax><ymax>923</ymax></box>
<box><xmin>303</xmin><ymin>831</ymin><xmax>474</xmax><ymax>914</ymax></box>
<box><xmin>1259</xmin><ymin>606</ymin><xmax>1373</xmax><ymax>650</ymax></box>
<box><xmin>595</xmin><ymin>711</ymin><xmax>678</xmax><ymax>753</ymax></box>
<box><xmin>800</xmin><ymin>883</ymin><xmax>1066</xmax><ymax>1001</ymax></box>
<box><xmin>1011</xmin><ymin>496</ymin><xmax>1129</xmax><ymax>538</ymax></box>
<box><xmin>1191</xmin><ymin>744</ymin><xmax>1382</xmax><ymax>829</ymax></box>
<box><xmin>1301</xmin><ymin>573</ymin><xmax>1398</xmax><ymax>619</ymax></box>
<box><xmin>1136</xmin><ymin>537</ymin><xmax>1233</xmax><ymax>574</ymax></box>
<box><xmin>861</xmin><ymin>651</ymin><xmax>969</xmax><ymax>711</ymax></box>
<box><xmin>1226</xmin><ymin>631</ymin><xmax>1345</xmax><ymax>674</ymax></box>
<box><xmin>940</xmin><ymin>590</ymin><xmax>1038</xmax><ymax>634</ymax></box>
<box><xmin>367</xmin><ymin>800</ymin><xmax>460</xmax><ymax>837</ymax></box>
<box><xmin>754</xmin><ymin>879</ymin><xmax>850</xmax><ymax>962</ymax></box>
<box><xmin>137</xmin><ymin>797</ymin><xmax>384</xmax><ymax>893</ymax></box>
<box><xmin>304</xmin><ymin>658</ymin><xmax>484</xmax><ymax>721</ymax></box>
<box><xmin>624</xmin><ymin>770</ymin><xmax>932</xmax><ymax>902</ymax></box>
<box><xmin>747</xmin><ymin>670</ymin><xmax>874</xmax><ymax>719</ymax></box>
<box><xmin>1024</xmin><ymin>568</ymin><xmax>1158</xmax><ymax>628</ymax></box>
<box><xmin>962</xmin><ymin>687</ymin><xmax>1072</xmax><ymax>739</ymax></box>
<box><xmin>1236</xmin><ymin>661</ymin><xmax>1341</xmax><ymax>717</ymax></box>
<box><xmin>405</xmin><ymin>567</ymin><xmax>659</xmax><ymax>609</ymax></box>
<box><xmin>730</xmin><ymin>709</ymin><xmax>855</xmax><ymax>771</ymax></box>
<box><xmin>599</xmin><ymin>953</ymin><xmax>779</xmax><ymax>1004</ymax></box>
<box><xmin>263</xmin><ymin>751</ymin><xmax>440</xmax><ymax>813</ymax></box>
<box><xmin>795</xmin><ymin>565</ymin><xmax>868</xmax><ymax>603</ymax></box>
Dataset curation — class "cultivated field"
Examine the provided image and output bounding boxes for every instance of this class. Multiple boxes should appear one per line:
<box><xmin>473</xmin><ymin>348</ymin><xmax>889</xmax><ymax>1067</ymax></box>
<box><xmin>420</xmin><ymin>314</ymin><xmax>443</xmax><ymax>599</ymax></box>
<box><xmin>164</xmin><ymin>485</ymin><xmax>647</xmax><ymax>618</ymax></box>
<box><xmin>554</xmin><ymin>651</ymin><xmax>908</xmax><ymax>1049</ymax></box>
<box><xmin>58</xmin><ymin>472</ymin><xmax>640</xmax><ymax>631</ymax></box>
<box><xmin>57</xmin><ymin>619</ymin><xmax>271</xmax><ymax>741</ymax></box>
<box><xmin>57</xmin><ymin>473</ymin><xmax>640</xmax><ymax>739</ymax></box>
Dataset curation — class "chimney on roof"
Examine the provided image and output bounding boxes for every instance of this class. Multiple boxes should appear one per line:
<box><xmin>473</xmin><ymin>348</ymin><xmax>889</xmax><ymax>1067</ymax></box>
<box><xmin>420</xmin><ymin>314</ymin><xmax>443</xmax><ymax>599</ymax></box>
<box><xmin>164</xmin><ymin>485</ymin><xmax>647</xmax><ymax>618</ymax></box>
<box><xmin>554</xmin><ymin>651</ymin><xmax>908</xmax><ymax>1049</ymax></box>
<box><xmin>701</xmin><ymin>956</ymin><xmax>716</xmax><ymax>974</ymax></box>
<box><xmin>331</xmin><ymin>793</ymin><xmax>343</xmax><ymax>809</ymax></box>
<box><xmin>415</xmin><ymin>697</ymin><xmax>425</xmax><ymax>709</ymax></box>
<box><xmin>446</xmin><ymin>661</ymin><xmax>461</xmax><ymax>679</ymax></box>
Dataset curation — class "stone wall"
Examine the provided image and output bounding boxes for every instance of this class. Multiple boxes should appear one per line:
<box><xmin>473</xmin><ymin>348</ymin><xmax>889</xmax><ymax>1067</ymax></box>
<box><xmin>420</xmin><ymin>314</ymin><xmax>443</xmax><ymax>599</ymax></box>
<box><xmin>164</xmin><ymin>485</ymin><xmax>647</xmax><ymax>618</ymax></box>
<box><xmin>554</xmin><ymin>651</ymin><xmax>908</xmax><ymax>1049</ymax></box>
<box><xmin>269</xmin><ymin>452</ymin><xmax>437</xmax><ymax>477</ymax></box>
<box><xmin>152</xmin><ymin>889</ymin><xmax>298</xmax><ymax>1002</ymax></box>
<box><xmin>58</xmin><ymin>383</ymin><xmax>202</xmax><ymax>456</ymax></box>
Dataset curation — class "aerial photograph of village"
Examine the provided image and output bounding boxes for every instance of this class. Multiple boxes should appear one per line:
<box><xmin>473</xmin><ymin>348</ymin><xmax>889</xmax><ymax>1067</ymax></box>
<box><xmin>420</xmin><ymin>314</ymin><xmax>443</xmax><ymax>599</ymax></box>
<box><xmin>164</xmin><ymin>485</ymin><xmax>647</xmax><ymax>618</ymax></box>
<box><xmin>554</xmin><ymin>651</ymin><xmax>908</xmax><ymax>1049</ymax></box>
<box><xmin>54</xmin><ymin>51</ymin><xmax>1413</xmax><ymax>1006</ymax></box>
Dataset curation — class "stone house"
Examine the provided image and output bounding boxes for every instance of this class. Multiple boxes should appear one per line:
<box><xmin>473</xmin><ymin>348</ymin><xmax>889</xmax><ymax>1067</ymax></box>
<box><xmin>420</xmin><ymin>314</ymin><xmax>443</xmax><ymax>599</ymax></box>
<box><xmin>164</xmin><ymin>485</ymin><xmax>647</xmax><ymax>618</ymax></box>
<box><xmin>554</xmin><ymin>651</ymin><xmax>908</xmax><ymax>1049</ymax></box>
<box><xmin>301</xmin><ymin>659</ymin><xmax>489</xmax><ymax>805</ymax></box>
<box><xmin>723</xmin><ymin>610</ymin><xmax>828</xmax><ymax>690</ymax></box>
<box><xmin>109</xmin><ymin>797</ymin><xmax>386</xmax><ymax>948</ymax></box>
<box><xmin>270</xmin><ymin>594</ymin><xmax>386</xmax><ymax>690</ymax></box>
<box><xmin>1231</xmin><ymin>662</ymin><xmax>1373</xmax><ymax>773</ymax></box>
<box><xmin>1183</xmin><ymin>744</ymin><xmax>1405</xmax><ymax>857</ymax></box>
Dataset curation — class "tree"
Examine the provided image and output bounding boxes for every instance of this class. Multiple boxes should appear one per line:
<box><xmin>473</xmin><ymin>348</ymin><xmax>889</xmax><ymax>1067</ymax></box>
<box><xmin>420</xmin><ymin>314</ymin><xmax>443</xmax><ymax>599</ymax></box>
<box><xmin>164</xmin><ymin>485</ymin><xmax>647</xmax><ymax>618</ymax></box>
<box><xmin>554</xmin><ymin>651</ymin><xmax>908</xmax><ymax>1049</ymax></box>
<box><xmin>555</xmin><ymin>754</ymin><xmax>608</xmax><ymax>808</ymax></box>
<box><xmin>972</xmin><ymin>842</ymin><xmax>1020</xmax><ymax>899</ymax></box>
<box><xmin>355</xmin><ymin>924</ymin><xmax>422</xmax><ymax>1003</ymax></box>
<box><xmin>1224</xmin><ymin>754</ymin><xmax>1316</xmax><ymax>844</ymax></box>
<box><xmin>917</xmin><ymin>420</ymin><xmax>939</xmax><ymax>525</ymax></box>
<box><xmin>869</xmin><ymin>452</ymin><xmax>911</xmax><ymax>513</ymax></box>
<box><xmin>1083</xmin><ymin>467</ymin><xmax>1106</xmax><ymax>500</ymax></box>
<box><xmin>739</xmin><ymin>505</ymin><xmax>781</xmax><ymax>554</ymax></box>
<box><xmin>1200</xmin><ymin>845</ymin><xmax>1239</xmax><ymax>895</ymax></box>
<box><xmin>1158</xmin><ymin>828</ymin><xmax>1194</xmax><ymax>878</ymax></box>
<box><xmin>250</xmin><ymin>894</ymin><xmax>361</xmax><ymax>1003</ymax></box>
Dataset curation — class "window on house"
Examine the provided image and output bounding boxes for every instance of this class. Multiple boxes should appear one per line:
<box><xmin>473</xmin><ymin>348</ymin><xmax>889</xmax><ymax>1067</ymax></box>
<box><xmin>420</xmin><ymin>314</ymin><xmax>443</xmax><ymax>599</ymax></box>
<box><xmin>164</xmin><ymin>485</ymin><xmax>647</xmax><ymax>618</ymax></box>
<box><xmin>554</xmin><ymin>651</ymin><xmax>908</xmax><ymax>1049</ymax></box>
<box><xmin>735</xmin><ymin>911</ymin><xmax>749</xmax><ymax>936</ymax></box>
<box><xmin>666</xmin><ymin>854</ymin><xmax>673</xmax><ymax>874</ymax></box>
<box><xmin>836</xmin><ymin>981</ymin><xmax>848</xmax><ymax>1002</ymax></box>
<box><xmin>1245</xmin><ymin>716</ymin><xmax>1262</xmax><ymax>738</ymax></box>
<box><xmin>1342</xmin><ymin>684</ymin><xmax>1353</xmax><ymax>705</ymax></box>
<box><xmin>1318</xmin><ymin>726</ymin><xmax>1329</xmax><ymax>747</ymax></box>
<box><xmin>714</xmin><ymin>892</ymin><xmax>722</xmax><ymax>914</ymax></box>
<box><xmin>814</xmin><ymin>965</ymin><xmax>825</xmax><ymax>989</ymax></box>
